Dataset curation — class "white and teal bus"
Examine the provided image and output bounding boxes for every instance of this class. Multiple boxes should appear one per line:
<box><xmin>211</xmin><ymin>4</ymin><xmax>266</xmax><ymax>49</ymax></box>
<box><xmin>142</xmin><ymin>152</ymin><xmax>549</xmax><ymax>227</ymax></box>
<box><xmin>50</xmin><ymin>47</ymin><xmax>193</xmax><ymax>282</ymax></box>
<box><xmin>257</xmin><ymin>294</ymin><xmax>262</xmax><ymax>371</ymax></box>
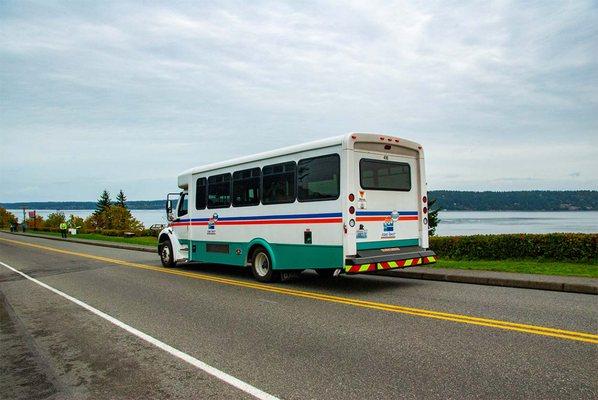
<box><xmin>158</xmin><ymin>133</ymin><xmax>436</xmax><ymax>282</ymax></box>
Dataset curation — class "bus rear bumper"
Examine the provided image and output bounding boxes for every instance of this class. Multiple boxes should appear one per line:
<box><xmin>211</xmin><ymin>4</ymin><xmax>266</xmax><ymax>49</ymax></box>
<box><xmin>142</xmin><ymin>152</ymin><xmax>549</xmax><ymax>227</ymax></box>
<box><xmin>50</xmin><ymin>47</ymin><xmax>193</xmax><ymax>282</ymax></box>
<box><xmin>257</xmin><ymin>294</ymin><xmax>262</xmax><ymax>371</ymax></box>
<box><xmin>344</xmin><ymin>248</ymin><xmax>437</xmax><ymax>274</ymax></box>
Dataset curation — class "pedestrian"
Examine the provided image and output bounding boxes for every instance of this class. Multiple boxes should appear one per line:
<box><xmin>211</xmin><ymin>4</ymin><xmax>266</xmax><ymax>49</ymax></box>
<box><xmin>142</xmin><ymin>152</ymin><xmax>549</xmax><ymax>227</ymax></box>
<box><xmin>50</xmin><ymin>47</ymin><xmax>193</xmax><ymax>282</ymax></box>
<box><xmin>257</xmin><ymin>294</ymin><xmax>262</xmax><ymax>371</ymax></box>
<box><xmin>60</xmin><ymin>221</ymin><xmax>68</xmax><ymax>238</ymax></box>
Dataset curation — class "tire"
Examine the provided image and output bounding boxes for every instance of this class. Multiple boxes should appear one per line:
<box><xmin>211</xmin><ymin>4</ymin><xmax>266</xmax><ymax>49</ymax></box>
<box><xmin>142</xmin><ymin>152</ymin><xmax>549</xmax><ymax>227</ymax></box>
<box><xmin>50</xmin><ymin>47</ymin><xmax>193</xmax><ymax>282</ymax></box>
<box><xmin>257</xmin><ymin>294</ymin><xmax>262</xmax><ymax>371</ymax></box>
<box><xmin>250</xmin><ymin>247</ymin><xmax>279</xmax><ymax>283</ymax></box>
<box><xmin>159</xmin><ymin>239</ymin><xmax>176</xmax><ymax>268</ymax></box>
<box><xmin>315</xmin><ymin>269</ymin><xmax>337</xmax><ymax>279</ymax></box>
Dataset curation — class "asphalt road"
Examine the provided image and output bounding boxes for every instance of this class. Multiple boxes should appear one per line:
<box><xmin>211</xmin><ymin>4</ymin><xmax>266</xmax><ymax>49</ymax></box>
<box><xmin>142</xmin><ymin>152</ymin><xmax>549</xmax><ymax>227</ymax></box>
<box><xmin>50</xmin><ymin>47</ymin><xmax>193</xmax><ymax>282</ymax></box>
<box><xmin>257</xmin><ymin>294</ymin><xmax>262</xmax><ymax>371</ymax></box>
<box><xmin>1</xmin><ymin>231</ymin><xmax>596</xmax><ymax>399</ymax></box>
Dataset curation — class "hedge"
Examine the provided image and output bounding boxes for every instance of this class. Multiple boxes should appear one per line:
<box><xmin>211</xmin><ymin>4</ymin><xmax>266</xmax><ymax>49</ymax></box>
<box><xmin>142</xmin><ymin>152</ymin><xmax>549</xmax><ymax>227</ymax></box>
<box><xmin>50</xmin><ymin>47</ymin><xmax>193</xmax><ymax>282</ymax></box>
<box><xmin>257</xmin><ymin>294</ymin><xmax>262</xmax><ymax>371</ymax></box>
<box><xmin>430</xmin><ymin>233</ymin><xmax>597</xmax><ymax>263</ymax></box>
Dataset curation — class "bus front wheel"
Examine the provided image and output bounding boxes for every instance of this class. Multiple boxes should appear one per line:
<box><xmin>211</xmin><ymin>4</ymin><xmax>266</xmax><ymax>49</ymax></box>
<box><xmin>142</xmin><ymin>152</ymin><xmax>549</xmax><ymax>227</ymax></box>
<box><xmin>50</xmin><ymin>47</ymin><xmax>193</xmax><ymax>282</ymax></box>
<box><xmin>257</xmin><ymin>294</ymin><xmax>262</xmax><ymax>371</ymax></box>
<box><xmin>159</xmin><ymin>239</ymin><xmax>176</xmax><ymax>268</ymax></box>
<box><xmin>251</xmin><ymin>248</ymin><xmax>279</xmax><ymax>283</ymax></box>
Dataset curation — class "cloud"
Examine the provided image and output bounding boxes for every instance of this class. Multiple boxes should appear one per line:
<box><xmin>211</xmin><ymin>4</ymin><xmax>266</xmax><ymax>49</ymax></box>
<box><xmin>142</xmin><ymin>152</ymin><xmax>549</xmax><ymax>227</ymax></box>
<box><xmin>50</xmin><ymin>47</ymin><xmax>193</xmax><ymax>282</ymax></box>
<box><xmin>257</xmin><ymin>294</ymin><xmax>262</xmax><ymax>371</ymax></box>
<box><xmin>1</xmin><ymin>0</ymin><xmax>597</xmax><ymax>201</ymax></box>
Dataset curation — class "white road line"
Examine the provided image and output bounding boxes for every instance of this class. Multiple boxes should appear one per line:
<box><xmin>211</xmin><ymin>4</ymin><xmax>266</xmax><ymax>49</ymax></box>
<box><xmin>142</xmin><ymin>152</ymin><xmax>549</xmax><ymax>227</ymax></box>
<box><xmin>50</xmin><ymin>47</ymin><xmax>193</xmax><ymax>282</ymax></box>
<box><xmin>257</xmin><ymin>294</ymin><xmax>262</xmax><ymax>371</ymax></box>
<box><xmin>0</xmin><ymin>260</ymin><xmax>280</xmax><ymax>400</ymax></box>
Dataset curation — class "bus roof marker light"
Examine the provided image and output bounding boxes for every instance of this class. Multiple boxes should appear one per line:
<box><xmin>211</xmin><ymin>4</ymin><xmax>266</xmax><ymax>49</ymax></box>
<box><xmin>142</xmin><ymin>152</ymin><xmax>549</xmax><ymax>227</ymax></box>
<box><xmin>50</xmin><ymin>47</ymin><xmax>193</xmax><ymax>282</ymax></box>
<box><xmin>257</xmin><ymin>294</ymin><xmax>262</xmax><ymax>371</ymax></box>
<box><xmin>351</xmin><ymin>135</ymin><xmax>357</xmax><ymax>140</ymax></box>
<box><xmin>379</xmin><ymin>137</ymin><xmax>385</xmax><ymax>141</ymax></box>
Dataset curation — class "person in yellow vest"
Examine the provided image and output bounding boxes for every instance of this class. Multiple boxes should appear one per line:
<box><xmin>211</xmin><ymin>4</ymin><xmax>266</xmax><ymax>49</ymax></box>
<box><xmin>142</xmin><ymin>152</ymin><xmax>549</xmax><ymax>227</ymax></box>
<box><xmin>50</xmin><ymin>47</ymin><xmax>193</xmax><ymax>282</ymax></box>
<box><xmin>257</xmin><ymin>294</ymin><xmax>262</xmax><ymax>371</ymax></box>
<box><xmin>59</xmin><ymin>221</ymin><xmax>68</xmax><ymax>238</ymax></box>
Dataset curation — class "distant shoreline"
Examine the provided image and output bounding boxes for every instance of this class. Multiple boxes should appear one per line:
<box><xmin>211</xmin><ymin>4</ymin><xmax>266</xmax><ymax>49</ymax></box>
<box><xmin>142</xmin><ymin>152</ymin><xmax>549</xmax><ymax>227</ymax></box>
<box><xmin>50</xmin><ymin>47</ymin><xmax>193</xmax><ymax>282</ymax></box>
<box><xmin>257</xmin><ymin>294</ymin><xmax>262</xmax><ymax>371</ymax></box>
<box><xmin>2</xmin><ymin>190</ymin><xmax>597</xmax><ymax>212</ymax></box>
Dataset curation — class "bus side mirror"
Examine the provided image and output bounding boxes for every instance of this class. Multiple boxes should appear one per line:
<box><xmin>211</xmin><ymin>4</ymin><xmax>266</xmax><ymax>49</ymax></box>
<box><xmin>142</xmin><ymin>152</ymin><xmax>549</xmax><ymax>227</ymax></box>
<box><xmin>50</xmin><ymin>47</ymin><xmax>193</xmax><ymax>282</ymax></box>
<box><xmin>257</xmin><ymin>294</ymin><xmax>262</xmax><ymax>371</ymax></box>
<box><xmin>166</xmin><ymin>199</ymin><xmax>175</xmax><ymax>221</ymax></box>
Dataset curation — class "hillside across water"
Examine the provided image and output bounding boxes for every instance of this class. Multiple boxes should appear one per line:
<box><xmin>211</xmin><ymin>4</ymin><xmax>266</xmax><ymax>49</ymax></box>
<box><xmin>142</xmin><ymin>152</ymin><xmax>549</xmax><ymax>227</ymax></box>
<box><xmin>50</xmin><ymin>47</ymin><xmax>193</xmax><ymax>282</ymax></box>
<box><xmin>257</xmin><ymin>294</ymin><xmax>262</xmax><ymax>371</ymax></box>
<box><xmin>2</xmin><ymin>190</ymin><xmax>597</xmax><ymax>211</ymax></box>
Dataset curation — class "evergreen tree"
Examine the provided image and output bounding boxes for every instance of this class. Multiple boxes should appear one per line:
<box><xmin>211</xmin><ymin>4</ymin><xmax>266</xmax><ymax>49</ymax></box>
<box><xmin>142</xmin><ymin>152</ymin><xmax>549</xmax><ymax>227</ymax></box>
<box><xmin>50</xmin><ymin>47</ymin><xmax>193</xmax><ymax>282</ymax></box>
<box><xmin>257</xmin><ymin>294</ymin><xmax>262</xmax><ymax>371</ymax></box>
<box><xmin>116</xmin><ymin>190</ymin><xmax>127</xmax><ymax>209</ymax></box>
<box><xmin>94</xmin><ymin>190</ymin><xmax>112</xmax><ymax>216</ymax></box>
<box><xmin>428</xmin><ymin>198</ymin><xmax>441</xmax><ymax>236</ymax></box>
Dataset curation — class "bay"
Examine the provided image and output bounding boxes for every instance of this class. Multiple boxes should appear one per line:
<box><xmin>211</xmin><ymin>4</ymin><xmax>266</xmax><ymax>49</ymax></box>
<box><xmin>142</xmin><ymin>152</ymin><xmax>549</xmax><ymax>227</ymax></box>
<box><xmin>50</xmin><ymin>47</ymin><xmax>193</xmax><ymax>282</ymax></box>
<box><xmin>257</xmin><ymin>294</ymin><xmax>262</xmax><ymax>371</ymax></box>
<box><xmin>7</xmin><ymin>209</ymin><xmax>597</xmax><ymax>236</ymax></box>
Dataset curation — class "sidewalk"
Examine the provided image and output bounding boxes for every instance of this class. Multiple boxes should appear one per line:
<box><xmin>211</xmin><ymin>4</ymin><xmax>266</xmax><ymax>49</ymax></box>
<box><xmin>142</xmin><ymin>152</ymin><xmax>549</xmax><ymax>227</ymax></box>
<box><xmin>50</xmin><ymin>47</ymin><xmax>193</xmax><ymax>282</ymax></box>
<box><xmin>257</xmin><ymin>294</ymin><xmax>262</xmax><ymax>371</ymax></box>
<box><xmin>379</xmin><ymin>266</ymin><xmax>598</xmax><ymax>295</ymax></box>
<box><xmin>4</xmin><ymin>231</ymin><xmax>597</xmax><ymax>295</ymax></box>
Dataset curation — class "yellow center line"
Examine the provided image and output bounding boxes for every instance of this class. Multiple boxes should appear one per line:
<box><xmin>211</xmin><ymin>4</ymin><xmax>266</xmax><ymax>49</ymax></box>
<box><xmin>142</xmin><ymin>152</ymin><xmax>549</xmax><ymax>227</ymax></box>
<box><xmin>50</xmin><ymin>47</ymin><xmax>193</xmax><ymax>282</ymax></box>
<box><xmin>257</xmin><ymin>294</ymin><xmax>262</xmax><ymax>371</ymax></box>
<box><xmin>1</xmin><ymin>236</ymin><xmax>597</xmax><ymax>344</ymax></box>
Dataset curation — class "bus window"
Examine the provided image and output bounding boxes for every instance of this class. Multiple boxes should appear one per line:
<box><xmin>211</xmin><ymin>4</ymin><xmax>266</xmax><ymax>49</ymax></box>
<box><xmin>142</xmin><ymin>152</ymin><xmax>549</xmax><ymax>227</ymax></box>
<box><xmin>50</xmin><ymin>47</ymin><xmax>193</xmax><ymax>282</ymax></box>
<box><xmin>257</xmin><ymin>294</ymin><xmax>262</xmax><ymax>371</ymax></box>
<box><xmin>360</xmin><ymin>159</ymin><xmax>411</xmax><ymax>191</ymax></box>
<box><xmin>262</xmin><ymin>162</ymin><xmax>296</xmax><ymax>204</ymax></box>
<box><xmin>177</xmin><ymin>193</ymin><xmax>188</xmax><ymax>217</ymax></box>
<box><xmin>297</xmin><ymin>154</ymin><xmax>340</xmax><ymax>202</ymax></box>
<box><xmin>196</xmin><ymin>177</ymin><xmax>207</xmax><ymax>210</ymax></box>
<box><xmin>233</xmin><ymin>167</ymin><xmax>261</xmax><ymax>207</ymax></box>
<box><xmin>208</xmin><ymin>173</ymin><xmax>231</xmax><ymax>208</ymax></box>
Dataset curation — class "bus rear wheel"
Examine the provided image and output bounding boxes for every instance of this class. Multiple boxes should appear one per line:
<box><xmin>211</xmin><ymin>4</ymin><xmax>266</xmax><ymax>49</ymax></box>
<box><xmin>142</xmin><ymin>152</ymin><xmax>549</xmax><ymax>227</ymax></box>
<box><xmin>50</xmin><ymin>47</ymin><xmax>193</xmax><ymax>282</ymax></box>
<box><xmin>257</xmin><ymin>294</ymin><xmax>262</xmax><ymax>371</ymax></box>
<box><xmin>251</xmin><ymin>248</ymin><xmax>279</xmax><ymax>283</ymax></box>
<box><xmin>159</xmin><ymin>239</ymin><xmax>176</xmax><ymax>268</ymax></box>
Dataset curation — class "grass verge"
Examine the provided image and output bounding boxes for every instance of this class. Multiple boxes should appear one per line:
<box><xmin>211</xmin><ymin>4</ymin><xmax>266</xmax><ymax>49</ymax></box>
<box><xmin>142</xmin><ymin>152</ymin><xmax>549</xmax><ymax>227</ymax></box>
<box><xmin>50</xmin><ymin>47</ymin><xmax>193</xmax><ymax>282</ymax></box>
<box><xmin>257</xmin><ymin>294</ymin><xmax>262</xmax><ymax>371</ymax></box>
<box><xmin>433</xmin><ymin>259</ymin><xmax>598</xmax><ymax>278</ymax></box>
<box><xmin>19</xmin><ymin>230</ymin><xmax>158</xmax><ymax>247</ymax></box>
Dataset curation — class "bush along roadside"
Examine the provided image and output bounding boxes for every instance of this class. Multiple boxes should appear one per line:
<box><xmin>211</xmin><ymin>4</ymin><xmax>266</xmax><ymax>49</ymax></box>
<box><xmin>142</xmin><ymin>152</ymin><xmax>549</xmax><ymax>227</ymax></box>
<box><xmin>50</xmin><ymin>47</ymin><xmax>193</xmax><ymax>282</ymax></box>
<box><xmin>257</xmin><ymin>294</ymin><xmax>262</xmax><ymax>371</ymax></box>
<box><xmin>430</xmin><ymin>233</ymin><xmax>597</xmax><ymax>263</ymax></box>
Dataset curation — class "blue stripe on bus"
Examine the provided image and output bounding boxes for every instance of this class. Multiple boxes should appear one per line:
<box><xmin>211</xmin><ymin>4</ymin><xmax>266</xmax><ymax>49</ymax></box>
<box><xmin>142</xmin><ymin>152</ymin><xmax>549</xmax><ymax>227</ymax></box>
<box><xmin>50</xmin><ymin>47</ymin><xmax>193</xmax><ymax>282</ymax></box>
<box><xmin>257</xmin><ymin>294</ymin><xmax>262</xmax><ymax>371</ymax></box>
<box><xmin>181</xmin><ymin>212</ymin><xmax>343</xmax><ymax>223</ymax></box>
<box><xmin>356</xmin><ymin>211</ymin><xmax>419</xmax><ymax>216</ymax></box>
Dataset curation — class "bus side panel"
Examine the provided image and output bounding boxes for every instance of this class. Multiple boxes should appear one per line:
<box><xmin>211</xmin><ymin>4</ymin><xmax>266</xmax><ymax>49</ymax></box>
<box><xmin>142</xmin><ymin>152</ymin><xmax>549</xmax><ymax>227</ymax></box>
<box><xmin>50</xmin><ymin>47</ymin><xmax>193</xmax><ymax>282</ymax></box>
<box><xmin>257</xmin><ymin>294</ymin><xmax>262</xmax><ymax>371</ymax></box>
<box><xmin>187</xmin><ymin>145</ymin><xmax>345</xmax><ymax>270</ymax></box>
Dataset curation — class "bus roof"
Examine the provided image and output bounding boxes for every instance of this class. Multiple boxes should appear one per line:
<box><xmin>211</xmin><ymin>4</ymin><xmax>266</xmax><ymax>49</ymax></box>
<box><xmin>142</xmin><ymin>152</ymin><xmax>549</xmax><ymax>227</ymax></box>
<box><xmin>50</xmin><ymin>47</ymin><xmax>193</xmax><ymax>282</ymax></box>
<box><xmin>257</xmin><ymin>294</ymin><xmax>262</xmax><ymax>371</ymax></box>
<box><xmin>177</xmin><ymin>132</ymin><xmax>422</xmax><ymax>185</ymax></box>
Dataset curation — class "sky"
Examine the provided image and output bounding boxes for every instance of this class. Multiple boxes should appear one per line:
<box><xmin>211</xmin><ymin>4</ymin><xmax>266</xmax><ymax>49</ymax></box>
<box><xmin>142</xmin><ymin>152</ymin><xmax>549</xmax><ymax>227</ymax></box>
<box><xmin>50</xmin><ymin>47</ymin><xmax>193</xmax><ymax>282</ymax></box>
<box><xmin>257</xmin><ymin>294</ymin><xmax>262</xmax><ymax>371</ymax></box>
<box><xmin>1</xmin><ymin>0</ymin><xmax>597</xmax><ymax>202</ymax></box>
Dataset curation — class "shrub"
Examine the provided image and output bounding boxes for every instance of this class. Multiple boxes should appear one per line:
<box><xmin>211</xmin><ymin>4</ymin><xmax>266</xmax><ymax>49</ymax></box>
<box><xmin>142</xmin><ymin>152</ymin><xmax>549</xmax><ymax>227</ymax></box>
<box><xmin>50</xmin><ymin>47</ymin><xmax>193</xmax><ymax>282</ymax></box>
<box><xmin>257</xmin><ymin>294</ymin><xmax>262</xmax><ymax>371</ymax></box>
<box><xmin>46</xmin><ymin>212</ymin><xmax>66</xmax><ymax>228</ymax></box>
<box><xmin>67</xmin><ymin>214</ymin><xmax>85</xmax><ymax>229</ymax></box>
<box><xmin>430</xmin><ymin>233</ymin><xmax>597</xmax><ymax>263</ymax></box>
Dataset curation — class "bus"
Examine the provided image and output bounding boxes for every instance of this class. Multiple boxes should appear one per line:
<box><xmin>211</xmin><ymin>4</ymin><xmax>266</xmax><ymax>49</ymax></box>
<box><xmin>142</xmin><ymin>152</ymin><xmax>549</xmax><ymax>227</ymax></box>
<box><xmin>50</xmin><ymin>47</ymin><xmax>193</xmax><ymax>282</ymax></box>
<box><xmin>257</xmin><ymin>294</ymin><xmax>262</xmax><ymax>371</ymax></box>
<box><xmin>158</xmin><ymin>133</ymin><xmax>436</xmax><ymax>282</ymax></box>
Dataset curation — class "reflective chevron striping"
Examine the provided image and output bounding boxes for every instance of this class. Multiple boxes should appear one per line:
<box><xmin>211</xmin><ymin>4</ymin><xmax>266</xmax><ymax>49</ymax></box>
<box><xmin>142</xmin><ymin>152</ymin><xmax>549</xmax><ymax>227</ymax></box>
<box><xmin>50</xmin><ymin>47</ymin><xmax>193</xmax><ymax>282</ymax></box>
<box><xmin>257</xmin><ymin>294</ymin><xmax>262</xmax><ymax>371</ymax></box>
<box><xmin>344</xmin><ymin>255</ymin><xmax>437</xmax><ymax>274</ymax></box>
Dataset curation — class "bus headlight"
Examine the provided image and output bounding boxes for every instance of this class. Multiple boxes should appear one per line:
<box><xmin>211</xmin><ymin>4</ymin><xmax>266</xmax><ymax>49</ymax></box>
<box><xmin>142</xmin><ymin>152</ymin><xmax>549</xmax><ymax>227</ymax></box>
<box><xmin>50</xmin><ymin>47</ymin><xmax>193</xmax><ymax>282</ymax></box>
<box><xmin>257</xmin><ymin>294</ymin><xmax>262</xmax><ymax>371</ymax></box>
<box><xmin>423</xmin><ymin>217</ymin><xmax>428</xmax><ymax>225</ymax></box>
<box><xmin>349</xmin><ymin>219</ymin><xmax>355</xmax><ymax>227</ymax></box>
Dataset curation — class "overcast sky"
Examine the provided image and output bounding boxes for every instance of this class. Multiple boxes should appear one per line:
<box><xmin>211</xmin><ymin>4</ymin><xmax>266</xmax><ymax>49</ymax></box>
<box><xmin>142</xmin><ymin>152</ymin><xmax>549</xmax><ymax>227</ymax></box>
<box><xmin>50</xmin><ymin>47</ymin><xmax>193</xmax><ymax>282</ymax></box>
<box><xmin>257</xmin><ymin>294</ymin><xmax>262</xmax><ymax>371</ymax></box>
<box><xmin>1</xmin><ymin>1</ymin><xmax>597</xmax><ymax>202</ymax></box>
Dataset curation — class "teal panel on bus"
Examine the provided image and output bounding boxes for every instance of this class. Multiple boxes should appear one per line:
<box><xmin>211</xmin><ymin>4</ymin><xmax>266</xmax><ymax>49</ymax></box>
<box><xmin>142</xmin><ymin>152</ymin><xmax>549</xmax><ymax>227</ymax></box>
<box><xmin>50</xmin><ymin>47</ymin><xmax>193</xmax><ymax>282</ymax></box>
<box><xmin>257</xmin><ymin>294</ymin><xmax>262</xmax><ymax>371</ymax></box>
<box><xmin>189</xmin><ymin>240</ymin><xmax>343</xmax><ymax>270</ymax></box>
<box><xmin>356</xmin><ymin>238</ymin><xmax>419</xmax><ymax>250</ymax></box>
<box><xmin>190</xmin><ymin>240</ymin><xmax>248</xmax><ymax>266</ymax></box>
<box><xmin>270</xmin><ymin>243</ymin><xmax>343</xmax><ymax>270</ymax></box>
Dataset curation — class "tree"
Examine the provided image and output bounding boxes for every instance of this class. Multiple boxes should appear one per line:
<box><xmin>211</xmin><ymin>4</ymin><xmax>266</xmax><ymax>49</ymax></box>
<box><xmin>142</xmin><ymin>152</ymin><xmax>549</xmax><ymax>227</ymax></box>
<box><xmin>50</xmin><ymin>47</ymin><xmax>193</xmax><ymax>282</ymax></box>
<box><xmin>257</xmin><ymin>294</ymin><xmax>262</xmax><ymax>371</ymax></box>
<box><xmin>428</xmin><ymin>198</ymin><xmax>441</xmax><ymax>236</ymax></box>
<box><xmin>94</xmin><ymin>190</ymin><xmax>112</xmax><ymax>216</ymax></box>
<box><xmin>0</xmin><ymin>207</ymin><xmax>17</xmax><ymax>228</ymax></box>
<box><xmin>116</xmin><ymin>190</ymin><xmax>127</xmax><ymax>208</ymax></box>
<box><xmin>46</xmin><ymin>212</ymin><xmax>66</xmax><ymax>228</ymax></box>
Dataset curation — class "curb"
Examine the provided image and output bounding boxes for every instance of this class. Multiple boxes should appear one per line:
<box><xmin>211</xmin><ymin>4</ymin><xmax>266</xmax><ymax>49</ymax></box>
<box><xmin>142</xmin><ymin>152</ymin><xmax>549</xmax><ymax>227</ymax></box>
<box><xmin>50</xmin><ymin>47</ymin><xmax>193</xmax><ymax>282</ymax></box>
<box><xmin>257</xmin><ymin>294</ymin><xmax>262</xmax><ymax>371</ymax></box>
<box><xmin>3</xmin><ymin>231</ymin><xmax>596</xmax><ymax>295</ymax></box>
<box><xmin>4</xmin><ymin>231</ymin><xmax>156</xmax><ymax>253</ymax></box>
<box><xmin>378</xmin><ymin>270</ymin><xmax>597</xmax><ymax>295</ymax></box>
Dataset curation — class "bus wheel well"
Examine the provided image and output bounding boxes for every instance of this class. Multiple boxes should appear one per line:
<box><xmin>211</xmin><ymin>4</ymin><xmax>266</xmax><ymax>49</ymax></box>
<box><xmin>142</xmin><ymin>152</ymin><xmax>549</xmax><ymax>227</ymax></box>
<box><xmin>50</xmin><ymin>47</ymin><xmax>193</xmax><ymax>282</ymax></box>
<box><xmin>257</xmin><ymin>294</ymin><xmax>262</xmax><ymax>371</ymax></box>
<box><xmin>158</xmin><ymin>233</ymin><xmax>170</xmax><ymax>244</ymax></box>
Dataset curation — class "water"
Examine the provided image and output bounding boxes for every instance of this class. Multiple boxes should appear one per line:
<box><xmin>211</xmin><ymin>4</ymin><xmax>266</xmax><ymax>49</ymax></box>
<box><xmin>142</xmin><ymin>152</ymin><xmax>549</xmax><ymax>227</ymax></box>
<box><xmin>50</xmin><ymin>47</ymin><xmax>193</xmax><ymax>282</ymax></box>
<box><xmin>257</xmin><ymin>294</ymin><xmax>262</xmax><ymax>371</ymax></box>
<box><xmin>7</xmin><ymin>209</ymin><xmax>597</xmax><ymax>236</ymax></box>
<box><xmin>436</xmin><ymin>211</ymin><xmax>598</xmax><ymax>236</ymax></box>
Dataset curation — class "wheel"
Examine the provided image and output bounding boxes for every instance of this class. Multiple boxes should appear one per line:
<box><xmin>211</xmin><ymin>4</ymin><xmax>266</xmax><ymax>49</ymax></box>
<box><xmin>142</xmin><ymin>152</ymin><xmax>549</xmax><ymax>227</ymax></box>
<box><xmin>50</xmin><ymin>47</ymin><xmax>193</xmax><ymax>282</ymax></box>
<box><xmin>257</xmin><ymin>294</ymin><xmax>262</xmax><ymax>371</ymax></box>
<box><xmin>315</xmin><ymin>269</ymin><xmax>337</xmax><ymax>279</ymax></box>
<box><xmin>159</xmin><ymin>239</ymin><xmax>176</xmax><ymax>268</ymax></box>
<box><xmin>250</xmin><ymin>247</ymin><xmax>279</xmax><ymax>283</ymax></box>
